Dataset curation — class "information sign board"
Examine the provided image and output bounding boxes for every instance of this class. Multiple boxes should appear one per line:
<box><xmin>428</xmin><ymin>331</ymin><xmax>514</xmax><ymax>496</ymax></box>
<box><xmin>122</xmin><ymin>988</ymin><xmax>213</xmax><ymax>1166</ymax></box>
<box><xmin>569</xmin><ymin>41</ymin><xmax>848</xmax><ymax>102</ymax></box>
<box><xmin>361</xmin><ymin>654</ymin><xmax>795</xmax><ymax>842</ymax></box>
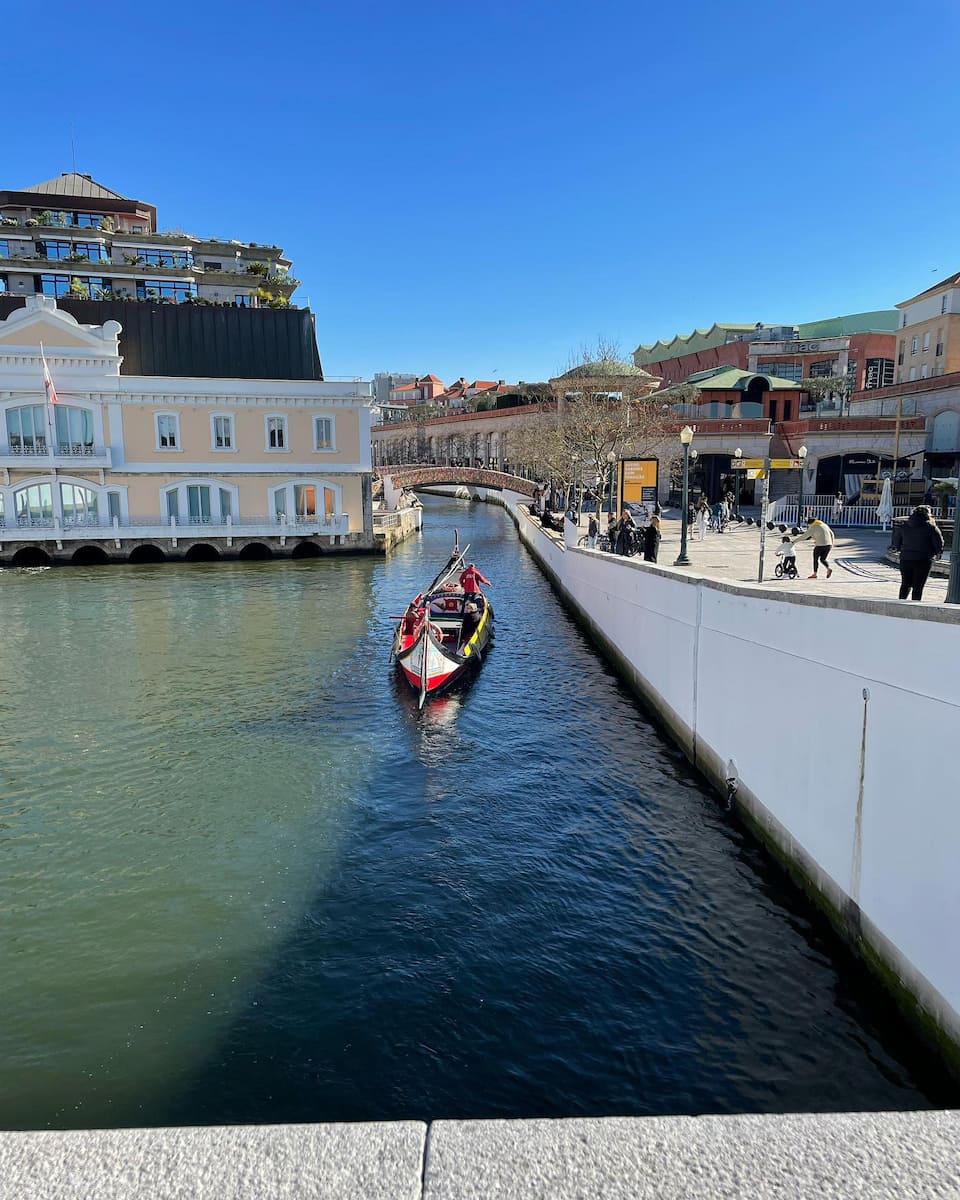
<box><xmin>620</xmin><ymin>458</ymin><xmax>658</xmax><ymax>506</ymax></box>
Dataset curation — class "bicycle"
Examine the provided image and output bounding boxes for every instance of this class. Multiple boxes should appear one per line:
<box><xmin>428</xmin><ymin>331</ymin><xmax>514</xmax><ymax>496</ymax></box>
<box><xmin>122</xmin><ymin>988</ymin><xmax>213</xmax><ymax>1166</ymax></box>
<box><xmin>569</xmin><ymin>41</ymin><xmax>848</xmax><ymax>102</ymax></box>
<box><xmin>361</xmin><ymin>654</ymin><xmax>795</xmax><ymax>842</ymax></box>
<box><xmin>578</xmin><ymin>532</ymin><xmax>612</xmax><ymax>551</ymax></box>
<box><xmin>774</xmin><ymin>558</ymin><xmax>798</xmax><ymax>579</ymax></box>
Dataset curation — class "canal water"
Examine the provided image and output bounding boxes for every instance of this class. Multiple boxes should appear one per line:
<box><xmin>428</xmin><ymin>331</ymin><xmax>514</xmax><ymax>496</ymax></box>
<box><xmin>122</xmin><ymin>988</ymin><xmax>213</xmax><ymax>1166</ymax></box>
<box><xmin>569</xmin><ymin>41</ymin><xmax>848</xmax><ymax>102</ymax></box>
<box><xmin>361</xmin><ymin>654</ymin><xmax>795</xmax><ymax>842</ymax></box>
<box><xmin>0</xmin><ymin>495</ymin><xmax>953</xmax><ymax>1129</ymax></box>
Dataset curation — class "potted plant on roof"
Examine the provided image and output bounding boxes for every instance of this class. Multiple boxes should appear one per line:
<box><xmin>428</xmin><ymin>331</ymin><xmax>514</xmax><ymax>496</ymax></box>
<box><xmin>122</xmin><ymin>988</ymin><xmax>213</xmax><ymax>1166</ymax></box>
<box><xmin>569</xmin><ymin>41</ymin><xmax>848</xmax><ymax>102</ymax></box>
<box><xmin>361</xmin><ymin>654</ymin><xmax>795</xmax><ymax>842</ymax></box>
<box><xmin>69</xmin><ymin>277</ymin><xmax>90</xmax><ymax>299</ymax></box>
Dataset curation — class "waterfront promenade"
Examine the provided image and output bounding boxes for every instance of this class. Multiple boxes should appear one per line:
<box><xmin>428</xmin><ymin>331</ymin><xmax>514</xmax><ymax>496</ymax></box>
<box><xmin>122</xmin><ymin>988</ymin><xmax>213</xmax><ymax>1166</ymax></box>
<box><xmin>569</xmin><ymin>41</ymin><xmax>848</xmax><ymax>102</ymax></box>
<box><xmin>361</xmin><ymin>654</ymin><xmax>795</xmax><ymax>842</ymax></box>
<box><xmin>566</xmin><ymin>508</ymin><xmax>950</xmax><ymax>605</ymax></box>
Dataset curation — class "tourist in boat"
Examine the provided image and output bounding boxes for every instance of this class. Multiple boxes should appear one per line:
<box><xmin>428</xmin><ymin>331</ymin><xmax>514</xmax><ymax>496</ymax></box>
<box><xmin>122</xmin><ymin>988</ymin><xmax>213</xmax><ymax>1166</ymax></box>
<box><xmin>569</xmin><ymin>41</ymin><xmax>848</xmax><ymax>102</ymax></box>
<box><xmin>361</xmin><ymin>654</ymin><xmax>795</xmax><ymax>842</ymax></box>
<box><xmin>459</xmin><ymin>562</ymin><xmax>492</xmax><ymax>597</ymax></box>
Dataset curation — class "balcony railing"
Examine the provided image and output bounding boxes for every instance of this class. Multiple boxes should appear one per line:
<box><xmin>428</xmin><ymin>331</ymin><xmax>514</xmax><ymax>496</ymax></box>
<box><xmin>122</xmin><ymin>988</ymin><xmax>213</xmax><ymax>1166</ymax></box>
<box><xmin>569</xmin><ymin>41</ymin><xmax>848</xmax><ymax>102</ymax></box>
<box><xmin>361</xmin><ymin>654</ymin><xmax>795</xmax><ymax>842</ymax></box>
<box><xmin>0</xmin><ymin>443</ymin><xmax>112</xmax><ymax>467</ymax></box>
<box><xmin>0</xmin><ymin>513</ymin><xmax>350</xmax><ymax>542</ymax></box>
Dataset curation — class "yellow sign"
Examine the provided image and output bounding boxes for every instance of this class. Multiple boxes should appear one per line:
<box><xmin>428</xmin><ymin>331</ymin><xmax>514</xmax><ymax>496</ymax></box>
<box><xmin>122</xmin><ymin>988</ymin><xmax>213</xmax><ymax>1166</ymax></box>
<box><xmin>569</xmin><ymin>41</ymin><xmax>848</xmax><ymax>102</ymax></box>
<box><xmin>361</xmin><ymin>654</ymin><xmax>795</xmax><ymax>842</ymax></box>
<box><xmin>747</xmin><ymin>468</ymin><xmax>764</xmax><ymax>480</ymax></box>
<box><xmin>741</xmin><ymin>457</ymin><xmax>801</xmax><ymax>470</ymax></box>
<box><xmin>621</xmin><ymin>458</ymin><xmax>658</xmax><ymax>503</ymax></box>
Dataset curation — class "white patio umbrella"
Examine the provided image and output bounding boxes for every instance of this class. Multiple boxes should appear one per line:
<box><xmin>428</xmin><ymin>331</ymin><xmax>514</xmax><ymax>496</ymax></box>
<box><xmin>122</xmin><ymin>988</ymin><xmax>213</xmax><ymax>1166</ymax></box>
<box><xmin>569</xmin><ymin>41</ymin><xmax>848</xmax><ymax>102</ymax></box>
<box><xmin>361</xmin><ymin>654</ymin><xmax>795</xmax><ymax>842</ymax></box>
<box><xmin>877</xmin><ymin>476</ymin><xmax>894</xmax><ymax>531</ymax></box>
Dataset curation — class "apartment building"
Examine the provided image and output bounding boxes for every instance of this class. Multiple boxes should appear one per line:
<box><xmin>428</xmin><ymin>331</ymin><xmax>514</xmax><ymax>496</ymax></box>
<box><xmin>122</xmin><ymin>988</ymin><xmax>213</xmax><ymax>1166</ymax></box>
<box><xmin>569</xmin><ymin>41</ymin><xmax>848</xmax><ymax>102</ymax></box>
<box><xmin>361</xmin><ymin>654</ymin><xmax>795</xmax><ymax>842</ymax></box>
<box><xmin>0</xmin><ymin>297</ymin><xmax>373</xmax><ymax>565</ymax></box>
<box><xmin>895</xmin><ymin>271</ymin><xmax>960</xmax><ymax>382</ymax></box>
<box><xmin>0</xmin><ymin>173</ymin><xmax>297</xmax><ymax>309</ymax></box>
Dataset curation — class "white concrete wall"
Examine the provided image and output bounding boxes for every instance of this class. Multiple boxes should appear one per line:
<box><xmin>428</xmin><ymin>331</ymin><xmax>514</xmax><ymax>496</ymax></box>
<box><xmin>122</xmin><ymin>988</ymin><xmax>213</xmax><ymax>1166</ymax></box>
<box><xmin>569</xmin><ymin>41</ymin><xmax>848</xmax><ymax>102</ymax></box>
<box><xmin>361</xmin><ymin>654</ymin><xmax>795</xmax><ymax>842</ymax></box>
<box><xmin>510</xmin><ymin>500</ymin><xmax>960</xmax><ymax>1050</ymax></box>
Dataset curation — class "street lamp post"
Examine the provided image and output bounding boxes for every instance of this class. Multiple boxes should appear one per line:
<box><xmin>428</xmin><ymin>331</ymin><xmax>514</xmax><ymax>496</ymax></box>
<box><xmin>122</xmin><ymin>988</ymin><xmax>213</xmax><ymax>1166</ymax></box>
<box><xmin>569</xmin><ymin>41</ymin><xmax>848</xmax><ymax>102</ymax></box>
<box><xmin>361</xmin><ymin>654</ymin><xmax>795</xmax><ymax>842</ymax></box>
<box><xmin>733</xmin><ymin>446</ymin><xmax>742</xmax><ymax>518</ymax></box>
<box><xmin>606</xmin><ymin>450</ymin><xmax>616</xmax><ymax>517</ymax></box>
<box><xmin>675</xmin><ymin>426</ymin><xmax>695</xmax><ymax>566</ymax></box>
<box><xmin>797</xmin><ymin>444</ymin><xmax>808</xmax><ymax>525</ymax></box>
<box><xmin>947</xmin><ymin>494</ymin><xmax>960</xmax><ymax>604</ymax></box>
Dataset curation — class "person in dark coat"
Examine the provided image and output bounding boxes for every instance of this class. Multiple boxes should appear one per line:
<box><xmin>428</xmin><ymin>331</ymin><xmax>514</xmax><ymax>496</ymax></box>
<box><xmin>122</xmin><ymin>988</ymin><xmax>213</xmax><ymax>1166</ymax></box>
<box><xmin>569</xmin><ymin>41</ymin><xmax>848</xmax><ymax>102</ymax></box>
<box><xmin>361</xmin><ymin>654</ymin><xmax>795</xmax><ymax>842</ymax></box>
<box><xmin>642</xmin><ymin>515</ymin><xmax>661</xmax><ymax>562</ymax></box>
<box><xmin>616</xmin><ymin>508</ymin><xmax>637</xmax><ymax>555</ymax></box>
<box><xmin>892</xmin><ymin>505</ymin><xmax>944</xmax><ymax>601</ymax></box>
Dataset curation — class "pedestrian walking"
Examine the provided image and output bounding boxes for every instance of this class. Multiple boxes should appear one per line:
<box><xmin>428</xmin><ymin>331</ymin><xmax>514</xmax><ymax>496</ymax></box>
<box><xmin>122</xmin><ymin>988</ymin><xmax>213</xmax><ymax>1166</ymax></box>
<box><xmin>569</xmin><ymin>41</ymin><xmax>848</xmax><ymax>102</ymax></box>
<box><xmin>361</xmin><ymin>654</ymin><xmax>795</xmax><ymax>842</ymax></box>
<box><xmin>606</xmin><ymin>511</ymin><xmax>617</xmax><ymax>548</ymax></box>
<box><xmin>643</xmin><ymin>514</ymin><xmax>661</xmax><ymax>562</ymax></box>
<box><xmin>796</xmin><ymin>516</ymin><xmax>835</xmax><ymax>578</ymax></box>
<box><xmin>892</xmin><ymin>505</ymin><xmax>943</xmax><ymax>601</ymax></box>
<box><xmin>695</xmin><ymin>497</ymin><xmax>709</xmax><ymax>541</ymax></box>
<box><xmin>587</xmin><ymin>513</ymin><xmax>599</xmax><ymax>549</ymax></box>
<box><xmin>711</xmin><ymin>497</ymin><xmax>727</xmax><ymax>532</ymax></box>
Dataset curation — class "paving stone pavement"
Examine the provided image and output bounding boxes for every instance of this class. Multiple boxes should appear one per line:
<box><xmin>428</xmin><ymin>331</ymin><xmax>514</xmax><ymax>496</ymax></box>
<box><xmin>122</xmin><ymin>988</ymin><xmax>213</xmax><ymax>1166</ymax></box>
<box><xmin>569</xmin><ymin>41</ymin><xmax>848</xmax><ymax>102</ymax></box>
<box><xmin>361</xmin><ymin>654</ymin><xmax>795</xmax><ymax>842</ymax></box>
<box><xmin>571</xmin><ymin>510</ymin><xmax>950</xmax><ymax>605</ymax></box>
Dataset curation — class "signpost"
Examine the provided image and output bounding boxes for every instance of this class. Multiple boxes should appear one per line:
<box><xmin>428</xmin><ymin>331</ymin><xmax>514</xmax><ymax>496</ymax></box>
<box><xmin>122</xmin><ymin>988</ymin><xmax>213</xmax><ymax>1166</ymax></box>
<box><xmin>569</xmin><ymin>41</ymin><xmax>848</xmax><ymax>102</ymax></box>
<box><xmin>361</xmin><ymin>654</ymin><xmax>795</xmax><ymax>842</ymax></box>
<box><xmin>735</xmin><ymin>457</ymin><xmax>805</xmax><ymax>581</ymax></box>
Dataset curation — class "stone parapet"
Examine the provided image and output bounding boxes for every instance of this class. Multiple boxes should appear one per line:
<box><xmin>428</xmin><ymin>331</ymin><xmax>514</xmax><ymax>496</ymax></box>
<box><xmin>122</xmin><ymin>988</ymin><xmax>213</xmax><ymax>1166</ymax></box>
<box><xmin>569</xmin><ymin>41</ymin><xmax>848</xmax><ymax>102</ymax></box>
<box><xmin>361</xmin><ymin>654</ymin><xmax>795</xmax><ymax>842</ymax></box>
<box><xmin>3</xmin><ymin>1112</ymin><xmax>960</xmax><ymax>1198</ymax></box>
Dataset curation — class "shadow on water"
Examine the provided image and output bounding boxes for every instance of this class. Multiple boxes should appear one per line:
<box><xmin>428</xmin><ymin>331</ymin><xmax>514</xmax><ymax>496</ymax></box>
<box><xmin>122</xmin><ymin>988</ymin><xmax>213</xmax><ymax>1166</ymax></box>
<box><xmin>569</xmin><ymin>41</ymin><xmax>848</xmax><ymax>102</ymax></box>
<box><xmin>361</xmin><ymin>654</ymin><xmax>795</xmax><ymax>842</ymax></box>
<box><xmin>154</xmin><ymin>496</ymin><xmax>958</xmax><ymax>1128</ymax></box>
<box><xmin>2</xmin><ymin>498</ymin><xmax>955</xmax><ymax>1128</ymax></box>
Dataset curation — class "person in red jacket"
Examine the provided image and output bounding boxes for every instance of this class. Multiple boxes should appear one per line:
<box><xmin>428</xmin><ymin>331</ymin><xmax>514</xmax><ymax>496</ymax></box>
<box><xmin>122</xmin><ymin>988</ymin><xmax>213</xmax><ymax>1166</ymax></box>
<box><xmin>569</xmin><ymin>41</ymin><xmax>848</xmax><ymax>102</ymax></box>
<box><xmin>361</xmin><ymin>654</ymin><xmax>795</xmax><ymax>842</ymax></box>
<box><xmin>459</xmin><ymin>563</ymin><xmax>491</xmax><ymax>596</ymax></box>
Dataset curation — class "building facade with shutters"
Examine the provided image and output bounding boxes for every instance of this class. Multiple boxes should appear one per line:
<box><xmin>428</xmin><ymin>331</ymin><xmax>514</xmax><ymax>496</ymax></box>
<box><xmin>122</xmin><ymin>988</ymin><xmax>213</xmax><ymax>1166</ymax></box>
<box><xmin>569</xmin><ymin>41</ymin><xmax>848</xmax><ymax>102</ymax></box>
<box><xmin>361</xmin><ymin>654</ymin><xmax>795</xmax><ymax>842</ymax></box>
<box><xmin>894</xmin><ymin>272</ymin><xmax>960</xmax><ymax>383</ymax></box>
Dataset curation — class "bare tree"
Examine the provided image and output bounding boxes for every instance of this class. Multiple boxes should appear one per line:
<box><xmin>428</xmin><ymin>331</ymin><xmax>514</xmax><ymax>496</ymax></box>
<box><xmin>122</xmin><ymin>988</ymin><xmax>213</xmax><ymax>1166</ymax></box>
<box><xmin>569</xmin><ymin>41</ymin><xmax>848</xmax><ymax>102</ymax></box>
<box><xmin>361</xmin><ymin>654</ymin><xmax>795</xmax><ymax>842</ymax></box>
<box><xmin>550</xmin><ymin>338</ymin><xmax>664</xmax><ymax>499</ymax></box>
<box><xmin>801</xmin><ymin>374</ymin><xmax>851</xmax><ymax>416</ymax></box>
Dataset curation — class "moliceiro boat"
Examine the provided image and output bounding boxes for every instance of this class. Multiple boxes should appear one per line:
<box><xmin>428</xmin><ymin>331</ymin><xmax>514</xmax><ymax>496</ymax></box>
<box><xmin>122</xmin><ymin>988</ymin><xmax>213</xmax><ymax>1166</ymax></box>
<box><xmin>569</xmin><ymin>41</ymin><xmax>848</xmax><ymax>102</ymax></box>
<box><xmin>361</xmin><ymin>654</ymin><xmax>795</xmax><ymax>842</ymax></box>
<box><xmin>392</xmin><ymin>538</ymin><xmax>494</xmax><ymax>708</ymax></box>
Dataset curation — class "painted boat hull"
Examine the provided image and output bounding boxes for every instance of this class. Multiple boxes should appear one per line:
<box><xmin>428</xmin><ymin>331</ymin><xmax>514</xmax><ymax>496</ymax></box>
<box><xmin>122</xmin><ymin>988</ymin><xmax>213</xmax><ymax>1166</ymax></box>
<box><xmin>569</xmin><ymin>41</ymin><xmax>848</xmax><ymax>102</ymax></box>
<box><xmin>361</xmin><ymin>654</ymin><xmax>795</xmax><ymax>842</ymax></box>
<box><xmin>393</xmin><ymin>591</ymin><xmax>493</xmax><ymax>703</ymax></box>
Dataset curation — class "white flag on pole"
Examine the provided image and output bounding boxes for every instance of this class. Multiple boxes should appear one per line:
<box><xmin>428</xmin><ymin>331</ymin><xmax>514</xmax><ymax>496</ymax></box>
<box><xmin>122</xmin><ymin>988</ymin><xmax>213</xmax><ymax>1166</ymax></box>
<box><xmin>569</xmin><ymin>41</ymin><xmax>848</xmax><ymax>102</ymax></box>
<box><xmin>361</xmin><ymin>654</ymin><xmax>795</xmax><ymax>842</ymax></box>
<box><xmin>40</xmin><ymin>344</ymin><xmax>59</xmax><ymax>406</ymax></box>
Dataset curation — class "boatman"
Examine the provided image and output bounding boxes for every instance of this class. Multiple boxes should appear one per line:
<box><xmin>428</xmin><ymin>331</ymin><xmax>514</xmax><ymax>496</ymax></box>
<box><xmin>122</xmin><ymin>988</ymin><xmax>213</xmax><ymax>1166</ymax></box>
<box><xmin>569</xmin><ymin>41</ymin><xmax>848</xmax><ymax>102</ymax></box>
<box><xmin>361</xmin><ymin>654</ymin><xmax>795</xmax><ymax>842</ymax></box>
<box><xmin>459</xmin><ymin>562</ymin><xmax>492</xmax><ymax>597</ymax></box>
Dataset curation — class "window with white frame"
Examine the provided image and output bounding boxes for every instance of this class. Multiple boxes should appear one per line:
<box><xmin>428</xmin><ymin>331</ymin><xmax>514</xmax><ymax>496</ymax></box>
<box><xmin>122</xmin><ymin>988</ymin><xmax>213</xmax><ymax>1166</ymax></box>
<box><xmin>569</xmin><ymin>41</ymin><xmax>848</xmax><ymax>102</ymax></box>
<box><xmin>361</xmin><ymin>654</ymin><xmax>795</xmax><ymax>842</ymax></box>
<box><xmin>156</xmin><ymin>413</ymin><xmax>180</xmax><ymax>449</ymax></box>
<box><xmin>314</xmin><ymin>416</ymin><xmax>335</xmax><ymax>451</ymax></box>
<box><xmin>923</xmin><ymin>331</ymin><xmax>931</xmax><ymax>351</ymax></box>
<box><xmin>15</xmin><ymin>482</ymin><xmax>54</xmax><ymax>525</ymax></box>
<box><xmin>60</xmin><ymin>482</ymin><xmax>98</xmax><ymax>525</ymax></box>
<box><xmin>266</xmin><ymin>415</ymin><xmax>287</xmax><ymax>450</ymax></box>
<box><xmin>162</xmin><ymin>481</ymin><xmax>236</xmax><ymax>524</ymax></box>
<box><xmin>269</xmin><ymin>480</ymin><xmax>339</xmax><ymax>523</ymax></box>
<box><xmin>942</xmin><ymin>295</ymin><xmax>949</xmax><ymax>314</ymax></box>
<box><xmin>911</xmin><ymin>336</ymin><xmax>919</xmax><ymax>355</ymax></box>
<box><xmin>211</xmin><ymin>413</ymin><xmax>234</xmax><ymax>450</ymax></box>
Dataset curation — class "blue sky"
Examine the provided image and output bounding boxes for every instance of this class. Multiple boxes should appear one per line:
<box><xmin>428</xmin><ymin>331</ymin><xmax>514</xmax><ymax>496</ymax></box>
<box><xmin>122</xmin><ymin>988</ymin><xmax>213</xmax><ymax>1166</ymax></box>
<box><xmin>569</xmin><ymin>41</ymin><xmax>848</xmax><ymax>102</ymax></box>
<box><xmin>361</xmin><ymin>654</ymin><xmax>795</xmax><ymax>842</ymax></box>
<box><xmin>5</xmin><ymin>0</ymin><xmax>959</xmax><ymax>383</ymax></box>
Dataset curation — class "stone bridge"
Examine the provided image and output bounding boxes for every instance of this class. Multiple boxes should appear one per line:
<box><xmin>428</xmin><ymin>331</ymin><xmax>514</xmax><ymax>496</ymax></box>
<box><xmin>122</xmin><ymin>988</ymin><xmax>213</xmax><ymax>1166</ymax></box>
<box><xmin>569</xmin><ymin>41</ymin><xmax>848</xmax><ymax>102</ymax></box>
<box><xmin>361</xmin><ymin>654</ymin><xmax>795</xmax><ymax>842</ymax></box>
<box><xmin>376</xmin><ymin>465</ymin><xmax>536</xmax><ymax>495</ymax></box>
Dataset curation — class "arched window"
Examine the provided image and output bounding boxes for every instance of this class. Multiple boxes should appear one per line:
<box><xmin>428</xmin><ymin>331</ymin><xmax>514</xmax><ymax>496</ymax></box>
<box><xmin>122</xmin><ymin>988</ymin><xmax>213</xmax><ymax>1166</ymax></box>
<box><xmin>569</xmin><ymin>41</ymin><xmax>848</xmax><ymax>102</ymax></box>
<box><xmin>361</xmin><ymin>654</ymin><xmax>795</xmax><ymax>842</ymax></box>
<box><xmin>14</xmin><ymin>482</ymin><xmax>54</xmax><ymax>525</ymax></box>
<box><xmin>60</xmin><ymin>482</ymin><xmax>98</xmax><ymax>525</ymax></box>
<box><xmin>931</xmin><ymin>410</ymin><xmax>960</xmax><ymax>453</ymax></box>
<box><xmin>161</xmin><ymin>481</ymin><xmax>237</xmax><ymax>524</ymax></box>
<box><xmin>269</xmin><ymin>481</ymin><xmax>340</xmax><ymax>524</ymax></box>
<box><xmin>6</xmin><ymin>404</ymin><xmax>48</xmax><ymax>453</ymax></box>
<box><xmin>54</xmin><ymin>405</ymin><xmax>95</xmax><ymax>452</ymax></box>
